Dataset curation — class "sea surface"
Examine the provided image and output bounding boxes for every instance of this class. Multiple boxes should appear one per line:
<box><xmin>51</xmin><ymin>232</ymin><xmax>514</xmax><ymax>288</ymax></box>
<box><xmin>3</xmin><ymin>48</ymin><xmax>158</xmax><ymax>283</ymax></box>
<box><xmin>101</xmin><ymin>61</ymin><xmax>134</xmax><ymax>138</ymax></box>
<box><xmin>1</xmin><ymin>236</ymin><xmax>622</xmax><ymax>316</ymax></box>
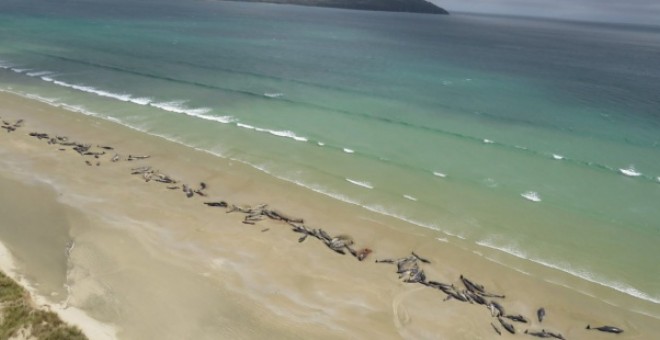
<box><xmin>1</xmin><ymin>0</ymin><xmax>659</xmax><ymax>316</ymax></box>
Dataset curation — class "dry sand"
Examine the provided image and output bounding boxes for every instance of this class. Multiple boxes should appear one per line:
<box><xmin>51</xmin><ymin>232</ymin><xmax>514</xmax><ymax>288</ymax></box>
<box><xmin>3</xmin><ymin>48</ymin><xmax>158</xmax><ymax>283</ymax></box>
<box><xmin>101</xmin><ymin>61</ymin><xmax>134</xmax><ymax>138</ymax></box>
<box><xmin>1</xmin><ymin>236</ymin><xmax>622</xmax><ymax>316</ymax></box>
<box><xmin>0</xmin><ymin>91</ymin><xmax>658</xmax><ymax>339</ymax></box>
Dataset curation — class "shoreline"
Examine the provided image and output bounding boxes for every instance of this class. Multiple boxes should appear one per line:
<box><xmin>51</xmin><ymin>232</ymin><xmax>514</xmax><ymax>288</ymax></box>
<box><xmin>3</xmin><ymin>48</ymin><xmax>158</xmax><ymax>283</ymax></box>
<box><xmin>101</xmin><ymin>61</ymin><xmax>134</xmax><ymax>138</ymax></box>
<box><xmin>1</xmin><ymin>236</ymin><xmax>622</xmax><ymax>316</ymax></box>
<box><xmin>1</xmin><ymin>91</ymin><xmax>658</xmax><ymax>339</ymax></box>
<box><xmin>5</xmin><ymin>85</ymin><xmax>658</xmax><ymax>309</ymax></box>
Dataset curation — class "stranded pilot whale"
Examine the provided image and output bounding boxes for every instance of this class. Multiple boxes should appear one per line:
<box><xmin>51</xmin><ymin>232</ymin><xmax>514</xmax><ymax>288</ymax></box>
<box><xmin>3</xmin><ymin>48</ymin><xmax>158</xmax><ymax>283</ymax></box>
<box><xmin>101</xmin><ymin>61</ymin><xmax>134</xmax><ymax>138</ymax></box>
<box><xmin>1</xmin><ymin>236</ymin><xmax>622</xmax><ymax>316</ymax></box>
<box><xmin>586</xmin><ymin>324</ymin><xmax>624</xmax><ymax>334</ymax></box>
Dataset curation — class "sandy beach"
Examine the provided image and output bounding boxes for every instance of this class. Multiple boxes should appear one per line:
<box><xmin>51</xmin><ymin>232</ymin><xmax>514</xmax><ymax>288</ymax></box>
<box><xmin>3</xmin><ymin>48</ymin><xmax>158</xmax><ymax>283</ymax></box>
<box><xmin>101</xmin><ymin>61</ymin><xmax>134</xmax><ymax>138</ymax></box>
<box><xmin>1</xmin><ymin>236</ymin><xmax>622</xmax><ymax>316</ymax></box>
<box><xmin>0</xmin><ymin>91</ymin><xmax>658</xmax><ymax>339</ymax></box>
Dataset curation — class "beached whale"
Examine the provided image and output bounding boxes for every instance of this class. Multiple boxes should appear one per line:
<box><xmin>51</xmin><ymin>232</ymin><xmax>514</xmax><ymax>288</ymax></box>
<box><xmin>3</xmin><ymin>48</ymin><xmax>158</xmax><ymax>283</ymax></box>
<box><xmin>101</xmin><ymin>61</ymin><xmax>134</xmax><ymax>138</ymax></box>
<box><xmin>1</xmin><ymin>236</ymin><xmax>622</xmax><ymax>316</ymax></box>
<box><xmin>29</xmin><ymin>132</ymin><xmax>49</xmax><ymax>139</ymax></box>
<box><xmin>524</xmin><ymin>329</ymin><xmax>553</xmax><ymax>338</ymax></box>
<box><xmin>403</xmin><ymin>269</ymin><xmax>426</xmax><ymax>284</ymax></box>
<box><xmin>505</xmin><ymin>314</ymin><xmax>528</xmax><ymax>323</ymax></box>
<box><xmin>264</xmin><ymin>209</ymin><xmax>304</xmax><ymax>224</ymax></box>
<box><xmin>127</xmin><ymin>154</ymin><xmax>150</xmax><ymax>161</ymax></box>
<box><xmin>460</xmin><ymin>275</ymin><xmax>488</xmax><ymax>295</ymax></box>
<box><xmin>586</xmin><ymin>325</ymin><xmax>624</xmax><ymax>334</ymax></box>
<box><xmin>490</xmin><ymin>322</ymin><xmax>501</xmax><ymax>336</ymax></box>
<box><xmin>317</xmin><ymin>229</ymin><xmax>332</xmax><ymax>242</ymax></box>
<box><xmin>537</xmin><ymin>307</ymin><xmax>546</xmax><ymax>322</ymax></box>
<box><xmin>154</xmin><ymin>174</ymin><xmax>176</xmax><ymax>184</ymax></box>
<box><xmin>489</xmin><ymin>301</ymin><xmax>505</xmax><ymax>317</ymax></box>
<box><xmin>546</xmin><ymin>330</ymin><xmax>566</xmax><ymax>340</ymax></box>
<box><xmin>466</xmin><ymin>290</ymin><xmax>487</xmax><ymax>305</ymax></box>
<box><xmin>375</xmin><ymin>259</ymin><xmax>395</xmax><ymax>264</ymax></box>
<box><xmin>411</xmin><ymin>251</ymin><xmax>431</xmax><ymax>264</ymax></box>
<box><xmin>355</xmin><ymin>248</ymin><xmax>372</xmax><ymax>261</ymax></box>
<box><xmin>204</xmin><ymin>201</ymin><xmax>228</xmax><ymax>208</ymax></box>
<box><xmin>498</xmin><ymin>317</ymin><xmax>516</xmax><ymax>334</ymax></box>
<box><xmin>182</xmin><ymin>184</ymin><xmax>194</xmax><ymax>198</ymax></box>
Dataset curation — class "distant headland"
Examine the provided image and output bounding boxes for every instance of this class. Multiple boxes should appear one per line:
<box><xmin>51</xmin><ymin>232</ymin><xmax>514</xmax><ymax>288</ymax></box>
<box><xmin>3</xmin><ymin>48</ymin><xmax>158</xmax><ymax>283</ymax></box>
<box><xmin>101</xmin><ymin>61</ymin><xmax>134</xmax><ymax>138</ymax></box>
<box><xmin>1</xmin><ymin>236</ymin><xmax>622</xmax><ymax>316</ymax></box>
<box><xmin>225</xmin><ymin>0</ymin><xmax>449</xmax><ymax>15</ymax></box>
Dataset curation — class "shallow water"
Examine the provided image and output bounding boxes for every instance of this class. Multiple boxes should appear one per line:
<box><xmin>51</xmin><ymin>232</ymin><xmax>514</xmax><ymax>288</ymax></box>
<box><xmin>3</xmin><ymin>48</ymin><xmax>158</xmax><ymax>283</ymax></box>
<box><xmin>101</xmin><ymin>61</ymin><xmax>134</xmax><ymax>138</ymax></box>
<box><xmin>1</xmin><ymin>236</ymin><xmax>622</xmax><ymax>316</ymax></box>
<box><xmin>1</xmin><ymin>0</ymin><xmax>659</xmax><ymax>312</ymax></box>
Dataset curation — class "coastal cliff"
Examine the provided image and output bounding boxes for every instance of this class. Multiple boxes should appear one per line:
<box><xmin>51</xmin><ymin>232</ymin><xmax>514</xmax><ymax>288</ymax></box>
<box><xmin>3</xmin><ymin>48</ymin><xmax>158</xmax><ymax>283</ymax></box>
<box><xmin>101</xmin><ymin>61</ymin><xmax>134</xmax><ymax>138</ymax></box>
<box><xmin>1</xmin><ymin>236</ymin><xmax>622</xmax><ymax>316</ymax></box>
<box><xmin>226</xmin><ymin>0</ymin><xmax>449</xmax><ymax>14</ymax></box>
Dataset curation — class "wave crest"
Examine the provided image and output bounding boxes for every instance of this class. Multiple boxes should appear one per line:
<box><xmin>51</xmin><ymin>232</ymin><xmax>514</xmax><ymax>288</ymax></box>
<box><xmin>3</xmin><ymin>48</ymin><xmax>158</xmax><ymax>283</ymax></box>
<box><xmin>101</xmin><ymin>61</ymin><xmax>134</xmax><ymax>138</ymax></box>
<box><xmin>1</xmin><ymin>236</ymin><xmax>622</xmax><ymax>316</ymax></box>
<box><xmin>476</xmin><ymin>239</ymin><xmax>660</xmax><ymax>304</ymax></box>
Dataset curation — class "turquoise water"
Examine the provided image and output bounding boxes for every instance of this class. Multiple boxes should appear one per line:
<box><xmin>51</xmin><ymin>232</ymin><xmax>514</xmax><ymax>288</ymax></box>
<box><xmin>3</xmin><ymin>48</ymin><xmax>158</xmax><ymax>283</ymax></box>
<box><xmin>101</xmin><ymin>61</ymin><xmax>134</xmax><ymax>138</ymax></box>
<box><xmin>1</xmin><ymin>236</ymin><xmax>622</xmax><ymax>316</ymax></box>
<box><xmin>1</xmin><ymin>0</ymin><xmax>659</xmax><ymax>311</ymax></box>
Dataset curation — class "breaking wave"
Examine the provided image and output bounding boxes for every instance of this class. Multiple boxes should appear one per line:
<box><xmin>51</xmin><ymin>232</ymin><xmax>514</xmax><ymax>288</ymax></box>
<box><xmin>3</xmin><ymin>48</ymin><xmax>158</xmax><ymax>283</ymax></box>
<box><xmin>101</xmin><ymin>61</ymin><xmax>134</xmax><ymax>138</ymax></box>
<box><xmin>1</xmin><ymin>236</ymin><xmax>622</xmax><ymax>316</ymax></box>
<box><xmin>234</xmin><ymin>122</ymin><xmax>308</xmax><ymax>142</ymax></box>
<box><xmin>476</xmin><ymin>239</ymin><xmax>660</xmax><ymax>304</ymax></box>
<box><xmin>345</xmin><ymin>178</ymin><xmax>373</xmax><ymax>189</ymax></box>
<box><xmin>619</xmin><ymin>166</ymin><xmax>641</xmax><ymax>177</ymax></box>
<box><xmin>521</xmin><ymin>191</ymin><xmax>541</xmax><ymax>202</ymax></box>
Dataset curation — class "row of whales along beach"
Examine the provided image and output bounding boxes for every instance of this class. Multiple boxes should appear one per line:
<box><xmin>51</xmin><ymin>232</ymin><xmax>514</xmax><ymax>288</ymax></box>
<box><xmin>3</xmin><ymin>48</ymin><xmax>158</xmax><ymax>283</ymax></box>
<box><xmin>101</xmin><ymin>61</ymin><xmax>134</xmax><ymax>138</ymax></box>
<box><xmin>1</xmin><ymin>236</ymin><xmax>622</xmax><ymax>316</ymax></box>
<box><xmin>1</xmin><ymin>0</ymin><xmax>660</xmax><ymax>339</ymax></box>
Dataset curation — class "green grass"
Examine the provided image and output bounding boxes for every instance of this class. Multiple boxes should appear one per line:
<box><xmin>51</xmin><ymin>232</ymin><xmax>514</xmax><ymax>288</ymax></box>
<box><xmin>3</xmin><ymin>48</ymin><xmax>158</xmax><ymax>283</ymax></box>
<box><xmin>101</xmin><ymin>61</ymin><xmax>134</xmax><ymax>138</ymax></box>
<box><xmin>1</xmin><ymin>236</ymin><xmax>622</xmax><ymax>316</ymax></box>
<box><xmin>0</xmin><ymin>271</ymin><xmax>87</xmax><ymax>340</ymax></box>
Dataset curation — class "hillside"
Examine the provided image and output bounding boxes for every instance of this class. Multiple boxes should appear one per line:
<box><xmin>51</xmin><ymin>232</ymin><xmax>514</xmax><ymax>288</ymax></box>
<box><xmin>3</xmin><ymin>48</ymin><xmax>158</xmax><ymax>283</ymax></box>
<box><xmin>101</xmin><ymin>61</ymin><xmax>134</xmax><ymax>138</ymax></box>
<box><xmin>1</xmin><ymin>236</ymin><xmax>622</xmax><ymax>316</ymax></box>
<box><xmin>227</xmin><ymin>0</ymin><xmax>449</xmax><ymax>14</ymax></box>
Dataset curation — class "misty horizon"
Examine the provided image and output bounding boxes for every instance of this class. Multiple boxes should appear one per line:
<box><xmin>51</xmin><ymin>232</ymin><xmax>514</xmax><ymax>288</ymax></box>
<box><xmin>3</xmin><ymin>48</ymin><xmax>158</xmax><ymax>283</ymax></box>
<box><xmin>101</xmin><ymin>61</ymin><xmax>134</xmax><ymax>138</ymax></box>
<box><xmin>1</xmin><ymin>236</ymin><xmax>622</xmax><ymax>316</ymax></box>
<box><xmin>432</xmin><ymin>0</ymin><xmax>660</xmax><ymax>26</ymax></box>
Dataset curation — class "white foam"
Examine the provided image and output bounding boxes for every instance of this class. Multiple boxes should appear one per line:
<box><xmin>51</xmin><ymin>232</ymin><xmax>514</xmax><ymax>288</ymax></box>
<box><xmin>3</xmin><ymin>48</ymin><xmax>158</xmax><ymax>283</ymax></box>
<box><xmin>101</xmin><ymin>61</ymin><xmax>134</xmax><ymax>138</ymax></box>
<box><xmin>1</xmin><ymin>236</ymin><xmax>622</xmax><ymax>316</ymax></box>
<box><xmin>436</xmin><ymin>237</ymin><xmax>448</xmax><ymax>243</ymax></box>
<box><xmin>235</xmin><ymin>122</ymin><xmax>308</xmax><ymax>142</ymax></box>
<box><xmin>483</xmin><ymin>255</ymin><xmax>532</xmax><ymax>276</ymax></box>
<box><xmin>433</xmin><ymin>171</ymin><xmax>447</xmax><ymax>178</ymax></box>
<box><xmin>484</xmin><ymin>178</ymin><xmax>498</xmax><ymax>188</ymax></box>
<box><xmin>149</xmin><ymin>100</ymin><xmax>211</xmax><ymax>115</ymax></box>
<box><xmin>11</xmin><ymin>68</ymin><xmax>30</xmax><ymax>73</ymax></box>
<box><xmin>236</xmin><ymin>123</ymin><xmax>255</xmax><ymax>129</ymax></box>
<box><xmin>483</xmin><ymin>139</ymin><xmax>494</xmax><ymax>144</ymax></box>
<box><xmin>51</xmin><ymin>79</ymin><xmax>134</xmax><ymax>102</ymax></box>
<box><xmin>39</xmin><ymin>76</ymin><xmax>221</xmax><ymax>120</ymax></box>
<box><xmin>521</xmin><ymin>191</ymin><xmax>541</xmax><ymax>202</ymax></box>
<box><xmin>657</xmin><ymin>176</ymin><xmax>660</xmax><ymax>183</ymax></box>
<box><xmin>247</xmin><ymin>169</ymin><xmax>362</xmax><ymax>207</ymax></box>
<box><xmin>362</xmin><ymin>204</ymin><xmax>463</xmax><ymax>239</ymax></box>
<box><xmin>26</xmin><ymin>70</ymin><xmax>52</xmax><ymax>77</ymax></box>
<box><xmin>0</xmin><ymin>89</ymin><xmax>101</xmax><ymax>118</ymax></box>
<box><xmin>552</xmin><ymin>154</ymin><xmax>564</xmax><ymax>160</ymax></box>
<box><xmin>194</xmin><ymin>114</ymin><xmax>234</xmax><ymax>124</ymax></box>
<box><xmin>149</xmin><ymin>143</ymin><xmax>461</xmax><ymax>242</ymax></box>
<box><xmin>343</xmin><ymin>148</ymin><xmax>354</xmax><ymax>154</ymax></box>
<box><xmin>58</xmin><ymin>103</ymin><xmax>101</xmax><ymax>117</ymax></box>
<box><xmin>619</xmin><ymin>166</ymin><xmax>641</xmax><ymax>177</ymax></box>
<box><xmin>265</xmin><ymin>129</ymin><xmax>308</xmax><ymax>142</ymax></box>
<box><xmin>128</xmin><ymin>97</ymin><xmax>153</xmax><ymax>105</ymax></box>
<box><xmin>149</xmin><ymin>101</ymin><xmax>237</xmax><ymax>124</ymax></box>
<box><xmin>264</xmin><ymin>92</ymin><xmax>284</xmax><ymax>98</ymax></box>
<box><xmin>5</xmin><ymin>90</ymin><xmax>60</xmax><ymax>105</ymax></box>
<box><xmin>403</xmin><ymin>194</ymin><xmax>418</xmax><ymax>201</ymax></box>
<box><xmin>317</xmin><ymin>142</ymin><xmax>325</xmax><ymax>146</ymax></box>
<box><xmin>346</xmin><ymin>178</ymin><xmax>373</xmax><ymax>189</ymax></box>
<box><xmin>106</xmin><ymin>116</ymin><xmax>122</xmax><ymax>124</ymax></box>
<box><xmin>476</xmin><ymin>239</ymin><xmax>660</xmax><ymax>304</ymax></box>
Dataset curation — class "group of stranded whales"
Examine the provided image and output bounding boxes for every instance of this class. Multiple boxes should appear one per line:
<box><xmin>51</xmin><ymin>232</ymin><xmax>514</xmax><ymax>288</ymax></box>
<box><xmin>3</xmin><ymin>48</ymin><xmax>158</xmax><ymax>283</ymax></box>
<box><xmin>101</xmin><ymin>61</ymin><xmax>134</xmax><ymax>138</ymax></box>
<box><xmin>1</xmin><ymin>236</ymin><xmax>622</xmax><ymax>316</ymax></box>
<box><xmin>8</xmin><ymin>118</ymin><xmax>627</xmax><ymax>337</ymax></box>
<box><xmin>1</xmin><ymin>118</ymin><xmax>23</xmax><ymax>132</ymax></box>
<box><xmin>375</xmin><ymin>254</ymin><xmax>562</xmax><ymax>337</ymax></box>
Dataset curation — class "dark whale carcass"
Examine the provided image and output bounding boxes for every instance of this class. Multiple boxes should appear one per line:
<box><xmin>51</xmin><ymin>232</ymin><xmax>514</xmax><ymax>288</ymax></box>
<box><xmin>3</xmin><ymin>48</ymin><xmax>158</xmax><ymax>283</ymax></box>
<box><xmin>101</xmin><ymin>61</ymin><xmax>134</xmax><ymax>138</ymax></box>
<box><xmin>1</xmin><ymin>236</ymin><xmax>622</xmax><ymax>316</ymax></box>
<box><xmin>586</xmin><ymin>324</ymin><xmax>624</xmax><ymax>334</ymax></box>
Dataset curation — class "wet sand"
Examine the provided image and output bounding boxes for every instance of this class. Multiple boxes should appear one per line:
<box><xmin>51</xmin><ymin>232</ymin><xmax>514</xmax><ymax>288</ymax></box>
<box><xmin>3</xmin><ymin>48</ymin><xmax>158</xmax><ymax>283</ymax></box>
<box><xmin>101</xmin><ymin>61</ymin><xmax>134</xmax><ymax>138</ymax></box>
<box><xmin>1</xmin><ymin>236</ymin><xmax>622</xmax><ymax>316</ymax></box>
<box><xmin>0</xmin><ymin>91</ymin><xmax>658</xmax><ymax>339</ymax></box>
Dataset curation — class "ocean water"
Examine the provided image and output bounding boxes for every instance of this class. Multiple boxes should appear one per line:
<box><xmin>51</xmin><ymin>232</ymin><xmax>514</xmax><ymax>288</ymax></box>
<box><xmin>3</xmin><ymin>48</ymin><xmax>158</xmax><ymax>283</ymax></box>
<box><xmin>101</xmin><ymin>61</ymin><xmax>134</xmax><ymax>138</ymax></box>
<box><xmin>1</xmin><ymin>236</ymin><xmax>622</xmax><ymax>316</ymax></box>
<box><xmin>1</xmin><ymin>0</ymin><xmax>659</xmax><ymax>313</ymax></box>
